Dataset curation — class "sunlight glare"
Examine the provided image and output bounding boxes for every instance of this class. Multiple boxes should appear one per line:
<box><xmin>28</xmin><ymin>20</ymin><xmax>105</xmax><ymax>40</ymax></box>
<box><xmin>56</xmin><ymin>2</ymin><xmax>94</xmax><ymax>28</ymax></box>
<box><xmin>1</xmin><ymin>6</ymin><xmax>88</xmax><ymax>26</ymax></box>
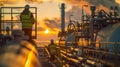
<box><xmin>44</xmin><ymin>29</ymin><xmax>49</xmax><ymax>34</ymax></box>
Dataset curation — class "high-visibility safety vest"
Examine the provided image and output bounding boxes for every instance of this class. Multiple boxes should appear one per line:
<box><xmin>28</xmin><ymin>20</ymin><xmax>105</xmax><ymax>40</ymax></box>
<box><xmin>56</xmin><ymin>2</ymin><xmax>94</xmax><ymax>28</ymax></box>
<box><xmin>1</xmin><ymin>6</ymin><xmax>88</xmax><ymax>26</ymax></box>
<box><xmin>49</xmin><ymin>44</ymin><xmax>56</xmax><ymax>54</ymax></box>
<box><xmin>20</xmin><ymin>12</ymin><xmax>33</xmax><ymax>28</ymax></box>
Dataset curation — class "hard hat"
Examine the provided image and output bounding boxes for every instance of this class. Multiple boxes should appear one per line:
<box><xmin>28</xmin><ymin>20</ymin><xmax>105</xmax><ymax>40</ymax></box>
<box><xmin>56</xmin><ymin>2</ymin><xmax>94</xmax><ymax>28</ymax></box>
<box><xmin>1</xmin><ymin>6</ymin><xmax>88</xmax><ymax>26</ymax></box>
<box><xmin>25</xmin><ymin>4</ymin><xmax>30</xmax><ymax>9</ymax></box>
<box><xmin>51</xmin><ymin>39</ymin><xmax>54</xmax><ymax>41</ymax></box>
<box><xmin>51</xmin><ymin>39</ymin><xmax>54</xmax><ymax>43</ymax></box>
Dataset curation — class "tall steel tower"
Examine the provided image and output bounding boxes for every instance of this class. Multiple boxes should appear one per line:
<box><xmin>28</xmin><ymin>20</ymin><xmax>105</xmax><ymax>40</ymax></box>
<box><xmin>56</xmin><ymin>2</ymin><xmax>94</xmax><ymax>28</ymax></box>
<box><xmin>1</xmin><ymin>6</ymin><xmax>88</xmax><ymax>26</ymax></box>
<box><xmin>60</xmin><ymin>3</ymin><xmax>65</xmax><ymax>33</ymax></box>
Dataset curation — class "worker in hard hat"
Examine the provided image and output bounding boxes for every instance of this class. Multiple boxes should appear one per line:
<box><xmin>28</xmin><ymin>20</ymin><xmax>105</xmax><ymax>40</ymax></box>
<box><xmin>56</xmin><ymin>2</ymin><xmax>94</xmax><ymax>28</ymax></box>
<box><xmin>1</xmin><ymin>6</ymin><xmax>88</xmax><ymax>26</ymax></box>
<box><xmin>48</xmin><ymin>39</ymin><xmax>57</xmax><ymax>61</ymax></box>
<box><xmin>20</xmin><ymin>4</ymin><xmax>35</xmax><ymax>40</ymax></box>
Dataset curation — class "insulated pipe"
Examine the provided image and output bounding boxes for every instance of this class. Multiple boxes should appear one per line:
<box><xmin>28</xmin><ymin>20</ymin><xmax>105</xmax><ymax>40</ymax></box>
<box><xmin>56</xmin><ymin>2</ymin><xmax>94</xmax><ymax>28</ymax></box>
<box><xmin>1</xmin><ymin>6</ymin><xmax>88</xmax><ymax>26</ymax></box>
<box><xmin>60</xmin><ymin>50</ymin><xmax>98</xmax><ymax>66</ymax></box>
<box><xmin>0</xmin><ymin>41</ymin><xmax>41</xmax><ymax>67</ymax></box>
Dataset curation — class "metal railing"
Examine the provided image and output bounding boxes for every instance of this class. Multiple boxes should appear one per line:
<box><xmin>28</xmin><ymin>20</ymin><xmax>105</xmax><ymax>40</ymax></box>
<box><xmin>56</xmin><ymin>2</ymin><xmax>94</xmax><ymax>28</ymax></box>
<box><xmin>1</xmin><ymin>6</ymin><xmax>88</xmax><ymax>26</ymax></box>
<box><xmin>0</xmin><ymin>7</ymin><xmax>37</xmax><ymax>39</ymax></box>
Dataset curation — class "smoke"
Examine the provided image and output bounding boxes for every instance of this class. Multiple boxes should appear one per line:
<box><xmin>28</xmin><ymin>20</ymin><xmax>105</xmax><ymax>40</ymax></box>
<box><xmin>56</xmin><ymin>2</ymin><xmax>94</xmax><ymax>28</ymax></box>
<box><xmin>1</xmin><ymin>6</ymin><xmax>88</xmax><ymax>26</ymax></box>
<box><xmin>65</xmin><ymin>6</ymin><xmax>82</xmax><ymax>21</ymax></box>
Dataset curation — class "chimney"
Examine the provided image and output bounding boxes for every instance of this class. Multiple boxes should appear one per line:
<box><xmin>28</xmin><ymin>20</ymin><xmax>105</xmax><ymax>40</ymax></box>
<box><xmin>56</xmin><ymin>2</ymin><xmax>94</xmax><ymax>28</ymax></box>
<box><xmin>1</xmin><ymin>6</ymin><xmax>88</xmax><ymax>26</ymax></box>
<box><xmin>61</xmin><ymin>3</ymin><xmax>65</xmax><ymax>33</ymax></box>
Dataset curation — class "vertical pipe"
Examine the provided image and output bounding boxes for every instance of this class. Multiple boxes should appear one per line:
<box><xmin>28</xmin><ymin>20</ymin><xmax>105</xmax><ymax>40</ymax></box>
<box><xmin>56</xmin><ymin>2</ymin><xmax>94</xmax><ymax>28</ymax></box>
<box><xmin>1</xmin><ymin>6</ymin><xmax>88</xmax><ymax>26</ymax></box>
<box><xmin>82</xmin><ymin>6</ymin><xmax>84</xmax><ymax>23</ymax></box>
<box><xmin>0</xmin><ymin>7</ymin><xmax>1</xmax><ymax>33</ymax></box>
<box><xmin>90</xmin><ymin>6</ymin><xmax>96</xmax><ymax>47</ymax></box>
<box><xmin>35</xmin><ymin>7</ymin><xmax>37</xmax><ymax>39</ymax></box>
<box><xmin>61</xmin><ymin>3</ymin><xmax>65</xmax><ymax>33</ymax></box>
<box><xmin>11</xmin><ymin>8</ymin><xmax>13</xmax><ymax>33</ymax></box>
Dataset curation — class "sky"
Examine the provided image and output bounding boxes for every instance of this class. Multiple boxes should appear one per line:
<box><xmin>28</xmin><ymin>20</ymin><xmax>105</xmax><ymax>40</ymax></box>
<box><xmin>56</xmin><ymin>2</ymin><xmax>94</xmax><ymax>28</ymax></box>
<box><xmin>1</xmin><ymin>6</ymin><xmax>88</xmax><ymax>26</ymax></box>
<box><xmin>0</xmin><ymin>0</ymin><xmax>120</xmax><ymax>43</ymax></box>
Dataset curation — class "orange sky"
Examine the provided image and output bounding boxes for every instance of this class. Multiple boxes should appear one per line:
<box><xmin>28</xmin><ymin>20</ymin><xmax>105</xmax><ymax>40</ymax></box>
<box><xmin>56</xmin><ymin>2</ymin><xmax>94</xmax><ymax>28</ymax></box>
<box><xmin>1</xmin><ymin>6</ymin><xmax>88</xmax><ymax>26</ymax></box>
<box><xmin>116</xmin><ymin>0</ymin><xmax>120</xmax><ymax>4</ymax></box>
<box><xmin>0</xmin><ymin>0</ymin><xmax>72</xmax><ymax>42</ymax></box>
<box><xmin>0</xmin><ymin>0</ymin><xmax>120</xmax><ymax>43</ymax></box>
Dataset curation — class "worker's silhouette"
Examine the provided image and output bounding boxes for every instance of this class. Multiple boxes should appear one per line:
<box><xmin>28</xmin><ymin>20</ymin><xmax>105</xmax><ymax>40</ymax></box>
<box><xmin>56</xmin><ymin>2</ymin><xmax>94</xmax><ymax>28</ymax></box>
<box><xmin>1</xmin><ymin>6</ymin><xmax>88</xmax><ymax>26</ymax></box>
<box><xmin>20</xmin><ymin>4</ymin><xmax>35</xmax><ymax>40</ymax></box>
<box><xmin>48</xmin><ymin>39</ymin><xmax>57</xmax><ymax>61</ymax></box>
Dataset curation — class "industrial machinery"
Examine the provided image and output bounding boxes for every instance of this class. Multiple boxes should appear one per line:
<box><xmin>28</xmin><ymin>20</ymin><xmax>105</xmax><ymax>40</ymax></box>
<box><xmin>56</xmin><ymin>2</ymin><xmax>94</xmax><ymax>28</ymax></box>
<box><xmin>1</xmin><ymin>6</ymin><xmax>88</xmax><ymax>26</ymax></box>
<box><xmin>58</xmin><ymin>4</ymin><xmax>120</xmax><ymax>67</ymax></box>
<box><xmin>0</xmin><ymin>3</ymin><xmax>120</xmax><ymax>67</ymax></box>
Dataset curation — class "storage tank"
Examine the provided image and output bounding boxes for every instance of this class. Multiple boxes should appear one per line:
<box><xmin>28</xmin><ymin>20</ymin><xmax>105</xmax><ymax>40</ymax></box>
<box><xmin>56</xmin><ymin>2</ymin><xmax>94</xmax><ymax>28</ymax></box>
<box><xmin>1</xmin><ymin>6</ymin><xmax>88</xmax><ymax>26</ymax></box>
<box><xmin>65</xmin><ymin>33</ymin><xmax>74</xmax><ymax>46</ymax></box>
<box><xmin>66</xmin><ymin>22</ymin><xmax>120</xmax><ymax>53</ymax></box>
<box><xmin>97</xmin><ymin>23</ymin><xmax>120</xmax><ymax>53</ymax></box>
<box><xmin>66</xmin><ymin>33</ymin><xmax>89</xmax><ymax>46</ymax></box>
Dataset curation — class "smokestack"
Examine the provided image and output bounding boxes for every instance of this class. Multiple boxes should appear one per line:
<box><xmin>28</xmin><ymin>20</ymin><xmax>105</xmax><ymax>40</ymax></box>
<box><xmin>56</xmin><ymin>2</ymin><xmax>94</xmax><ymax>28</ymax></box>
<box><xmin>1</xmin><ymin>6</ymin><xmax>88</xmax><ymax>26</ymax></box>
<box><xmin>61</xmin><ymin>3</ymin><xmax>65</xmax><ymax>33</ymax></box>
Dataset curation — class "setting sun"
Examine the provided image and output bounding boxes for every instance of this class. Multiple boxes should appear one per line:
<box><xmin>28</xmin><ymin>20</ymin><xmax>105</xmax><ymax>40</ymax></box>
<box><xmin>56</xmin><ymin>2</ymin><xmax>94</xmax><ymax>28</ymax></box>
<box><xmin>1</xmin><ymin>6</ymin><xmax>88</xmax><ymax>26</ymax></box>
<box><xmin>44</xmin><ymin>29</ymin><xmax>50</xmax><ymax>34</ymax></box>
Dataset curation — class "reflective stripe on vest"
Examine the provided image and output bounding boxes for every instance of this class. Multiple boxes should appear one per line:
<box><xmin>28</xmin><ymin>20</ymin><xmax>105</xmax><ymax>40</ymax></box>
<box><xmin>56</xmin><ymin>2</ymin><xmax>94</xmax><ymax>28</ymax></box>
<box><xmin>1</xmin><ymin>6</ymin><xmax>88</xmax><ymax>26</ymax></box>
<box><xmin>21</xmin><ymin>12</ymin><xmax>33</xmax><ymax>28</ymax></box>
<box><xmin>49</xmin><ymin>44</ymin><xmax>56</xmax><ymax>54</ymax></box>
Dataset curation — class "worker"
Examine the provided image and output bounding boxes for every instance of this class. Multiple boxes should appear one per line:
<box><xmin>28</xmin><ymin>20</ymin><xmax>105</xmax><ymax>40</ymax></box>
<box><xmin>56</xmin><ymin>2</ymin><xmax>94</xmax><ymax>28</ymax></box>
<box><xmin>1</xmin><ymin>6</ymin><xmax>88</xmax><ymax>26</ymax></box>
<box><xmin>20</xmin><ymin>4</ymin><xmax>35</xmax><ymax>40</ymax></box>
<box><xmin>6</xmin><ymin>27</ymin><xmax>10</xmax><ymax>35</ymax></box>
<box><xmin>48</xmin><ymin>39</ymin><xmax>57</xmax><ymax>61</ymax></box>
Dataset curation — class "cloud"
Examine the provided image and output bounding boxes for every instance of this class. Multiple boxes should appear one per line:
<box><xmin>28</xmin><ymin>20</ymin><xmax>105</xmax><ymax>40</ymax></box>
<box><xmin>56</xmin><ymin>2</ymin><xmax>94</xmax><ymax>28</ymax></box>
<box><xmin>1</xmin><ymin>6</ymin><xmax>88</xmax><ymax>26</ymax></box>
<box><xmin>65</xmin><ymin>6</ymin><xmax>82</xmax><ymax>21</ymax></box>
<box><xmin>0</xmin><ymin>0</ymin><xmax>20</xmax><ymax>4</ymax></box>
<box><xmin>88</xmin><ymin>0</ymin><xmax>118</xmax><ymax>7</ymax></box>
<box><xmin>25</xmin><ymin>0</ymin><xmax>60</xmax><ymax>3</ymax></box>
<box><xmin>116</xmin><ymin>0</ymin><xmax>120</xmax><ymax>4</ymax></box>
<box><xmin>25</xmin><ymin>0</ymin><xmax>44</xmax><ymax>2</ymax></box>
<box><xmin>36</xmin><ymin>18</ymin><xmax>61</xmax><ymax>34</ymax></box>
<box><xmin>37</xmin><ymin>26</ymin><xmax>45</xmax><ymax>31</ymax></box>
<box><xmin>43</xmin><ymin>18</ymin><xmax>61</xmax><ymax>31</ymax></box>
<box><xmin>0</xmin><ymin>0</ymin><xmax>65</xmax><ymax>4</ymax></box>
<box><xmin>1</xmin><ymin>0</ymin><xmax>119</xmax><ymax>9</ymax></box>
<box><xmin>36</xmin><ymin>21</ymin><xmax>45</xmax><ymax>31</ymax></box>
<box><xmin>65</xmin><ymin>0</ymin><xmax>119</xmax><ymax>7</ymax></box>
<box><xmin>64</xmin><ymin>0</ymin><xmax>120</xmax><ymax>14</ymax></box>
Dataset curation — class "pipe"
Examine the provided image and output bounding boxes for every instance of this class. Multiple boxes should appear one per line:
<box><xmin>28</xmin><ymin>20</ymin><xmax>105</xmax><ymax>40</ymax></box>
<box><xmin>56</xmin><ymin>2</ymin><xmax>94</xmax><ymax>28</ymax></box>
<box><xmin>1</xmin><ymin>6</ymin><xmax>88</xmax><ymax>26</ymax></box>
<box><xmin>61</xmin><ymin>3</ymin><xmax>65</xmax><ymax>33</ymax></box>
<box><xmin>0</xmin><ymin>41</ymin><xmax>41</xmax><ymax>67</ymax></box>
